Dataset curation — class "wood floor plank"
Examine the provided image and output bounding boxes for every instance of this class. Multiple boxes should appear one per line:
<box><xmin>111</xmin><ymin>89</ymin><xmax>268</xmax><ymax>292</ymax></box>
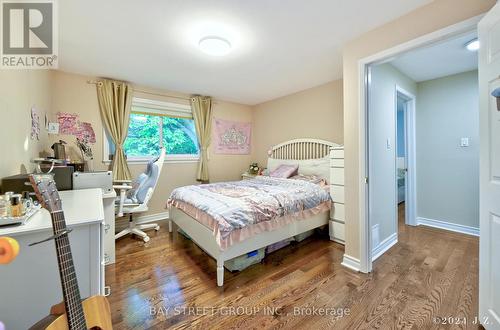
<box><xmin>106</xmin><ymin>204</ymin><xmax>480</xmax><ymax>329</ymax></box>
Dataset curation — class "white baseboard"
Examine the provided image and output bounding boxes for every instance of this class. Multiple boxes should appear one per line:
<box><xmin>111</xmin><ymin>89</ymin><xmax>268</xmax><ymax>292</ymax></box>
<box><xmin>417</xmin><ymin>217</ymin><xmax>479</xmax><ymax>236</ymax></box>
<box><xmin>341</xmin><ymin>254</ymin><xmax>361</xmax><ymax>272</ymax></box>
<box><xmin>116</xmin><ymin>211</ymin><xmax>170</xmax><ymax>231</ymax></box>
<box><xmin>372</xmin><ymin>232</ymin><xmax>398</xmax><ymax>261</ymax></box>
<box><xmin>136</xmin><ymin>211</ymin><xmax>170</xmax><ymax>224</ymax></box>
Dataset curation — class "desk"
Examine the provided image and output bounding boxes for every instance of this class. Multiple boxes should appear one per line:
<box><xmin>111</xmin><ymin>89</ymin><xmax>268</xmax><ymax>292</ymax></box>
<box><xmin>0</xmin><ymin>189</ymin><xmax>105</xmax><ymax>330</ymax></box>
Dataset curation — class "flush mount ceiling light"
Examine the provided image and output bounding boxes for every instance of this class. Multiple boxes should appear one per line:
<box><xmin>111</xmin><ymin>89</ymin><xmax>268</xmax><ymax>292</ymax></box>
<box><xmin>465</xmin><ymin>39</ymin><xmax>480</xmax><ymax>51</ymax></box>
<box><xmin>199</xmin><ymin>36</ymin><xmax>232</xmax><ymax>56</ymax></box>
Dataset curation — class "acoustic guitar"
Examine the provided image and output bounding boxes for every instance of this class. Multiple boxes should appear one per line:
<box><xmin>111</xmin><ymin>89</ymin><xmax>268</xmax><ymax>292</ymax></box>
<box><xmin>29</xmin><ymin>174</ymin><xmax>113</xmax><ymax>330</ymax></box>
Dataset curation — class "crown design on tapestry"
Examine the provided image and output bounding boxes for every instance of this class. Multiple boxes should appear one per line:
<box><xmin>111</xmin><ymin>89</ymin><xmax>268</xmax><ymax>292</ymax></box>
<box><xmin>220</xmin><ymin>127</ymin><xmax>247</xmax><ymax>146</ymax></box>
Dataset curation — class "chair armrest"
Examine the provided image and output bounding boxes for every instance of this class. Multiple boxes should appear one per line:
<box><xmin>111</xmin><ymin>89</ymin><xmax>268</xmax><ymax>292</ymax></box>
<box><xmin>114</xmin><ymin>185</ymin><xmax>133</xmax><ymax>217</ymax></box>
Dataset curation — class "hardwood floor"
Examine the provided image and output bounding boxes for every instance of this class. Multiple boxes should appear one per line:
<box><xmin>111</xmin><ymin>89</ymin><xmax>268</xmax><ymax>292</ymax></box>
<box><xmin>106</xmin><ymin>204</ymin><xmax>480</xmax><ymax>329</ymax></box>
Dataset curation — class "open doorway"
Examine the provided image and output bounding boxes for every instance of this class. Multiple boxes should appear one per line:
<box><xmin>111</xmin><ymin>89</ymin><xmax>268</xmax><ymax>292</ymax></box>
<box><xmin>367</xmin><ymin>29</ymin><xmax>479</xmax><ymax>263</ymax></box>
<box><xmin>394</xmin><ymin>87</ymin><xmax>417</xmax><ymax>230</ymax></box>
<box><xmin>396</xmin><ymin>91</ymin><xmax>411</xmax><ymax>227</ymax></box>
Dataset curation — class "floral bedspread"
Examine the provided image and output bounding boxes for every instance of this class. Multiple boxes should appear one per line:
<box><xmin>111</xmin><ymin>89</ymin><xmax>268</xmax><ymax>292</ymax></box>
<box><xmin>167</xmin><ymin>176</ymin><xmax>331</xmax><ymax>241</ymax></box>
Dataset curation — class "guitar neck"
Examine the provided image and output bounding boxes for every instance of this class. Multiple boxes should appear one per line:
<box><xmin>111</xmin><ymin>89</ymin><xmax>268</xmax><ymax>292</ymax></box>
<box><xmin>51</xmin><ymin>211</ymin><xmax>87</xmax><ymax>330</ymax></box>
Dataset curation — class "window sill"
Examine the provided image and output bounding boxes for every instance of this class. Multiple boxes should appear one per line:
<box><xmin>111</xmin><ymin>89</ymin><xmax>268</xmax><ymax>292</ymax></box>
<box><xmin>102</xmin><ymin>156</ymin><xmax>199</xmax><ymax>165</ymax></box>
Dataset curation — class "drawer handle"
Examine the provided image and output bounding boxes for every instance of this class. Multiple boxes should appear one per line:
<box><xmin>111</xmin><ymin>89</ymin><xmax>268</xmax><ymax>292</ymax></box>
<box><xmin>104</xmin><ymin>286</ymin><xmax>111</xmax><ymax>297</ymax></box>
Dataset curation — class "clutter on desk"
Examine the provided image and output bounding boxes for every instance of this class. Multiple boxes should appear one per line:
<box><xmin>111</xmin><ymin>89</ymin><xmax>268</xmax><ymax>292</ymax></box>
<box><xmin>76</xmin><ymin>137</ymin><xmax>94</xmax><ymax>171</ymax></box>
<box><xmin>0</xmin><ymin>191</ymin><xmax>39</xmax><ymax>226</ymax></box>
<box><xmin>51</xmin><ymin>139</ymin><xmax>67</xmax><ymax>160</ymax></box>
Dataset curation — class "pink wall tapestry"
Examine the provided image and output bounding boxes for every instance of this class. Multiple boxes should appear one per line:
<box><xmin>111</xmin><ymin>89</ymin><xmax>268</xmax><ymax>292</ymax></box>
<box><xmin>213</xmin><ymin>118</ymin><xmax>251</xmax><ymax>154</ymax></box>
<box><xmin>56</xmin><ymin>112</ymin><xmax>96</xmax><ymax>143</ymax></box>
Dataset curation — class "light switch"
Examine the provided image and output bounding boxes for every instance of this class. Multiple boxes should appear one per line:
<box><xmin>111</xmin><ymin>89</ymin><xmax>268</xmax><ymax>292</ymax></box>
<box><xmin>386</xmin><ymin>138</ymin><xmax>391</xmax><ymax>150</ymax></box>
<box><xmin>460</xmin><ymin>137</ymin><xmax>469</xmax><ymax>147</ymax></box>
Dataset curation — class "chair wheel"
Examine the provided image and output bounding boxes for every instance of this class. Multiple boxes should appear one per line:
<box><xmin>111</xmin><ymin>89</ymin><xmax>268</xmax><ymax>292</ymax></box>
<box><xmin>143</xmin><ymin>236</ymin><xmax>150</xmax><ymax>243</ymax></box>
<box><xmin>154</xmin><ymin>225</ymin><xmax>160</xmax><ymax>231</ymax></box>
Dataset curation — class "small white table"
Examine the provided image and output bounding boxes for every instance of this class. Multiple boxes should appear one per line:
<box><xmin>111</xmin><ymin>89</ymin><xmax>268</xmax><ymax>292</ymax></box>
<box><xmin>0</xmin><ymin>189</ymin><xmax>105</xmax><ymax>330</ymax></box>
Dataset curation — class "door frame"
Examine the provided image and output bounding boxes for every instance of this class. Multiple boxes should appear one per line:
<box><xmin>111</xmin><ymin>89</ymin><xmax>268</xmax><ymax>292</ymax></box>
<box><xmin>395</xmin><ymin>86</ymin><xmax>417</xmax><ymax>227</ymax></box>
<box><xmin>357</xmin><ymin>15</ymin><xmax>482</xmax><ymax>273</ymax></box>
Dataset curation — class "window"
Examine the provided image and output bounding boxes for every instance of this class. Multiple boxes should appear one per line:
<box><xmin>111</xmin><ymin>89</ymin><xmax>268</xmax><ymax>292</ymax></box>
<box><xmin>106</xmin><ymin>97</ymin><xmax>199</xmax><ymax>162</ymax></box>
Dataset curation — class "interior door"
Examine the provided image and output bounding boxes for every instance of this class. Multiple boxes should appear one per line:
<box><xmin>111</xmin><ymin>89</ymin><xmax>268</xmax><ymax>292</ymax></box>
<box><xmin>479</xmin><ymin>2</ymin><xmax>500</xmax><ymax>329</ymax></box>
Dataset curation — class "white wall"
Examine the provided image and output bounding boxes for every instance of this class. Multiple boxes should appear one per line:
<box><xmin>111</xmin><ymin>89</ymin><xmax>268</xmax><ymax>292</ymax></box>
<box><xmin>368</xmin><ymin>63</ymin><xmax>416</xmax><ymax>249</ymax></box>
<box><xmin>416</xmin><ymin>70</ymin><xmax>479</xmax><ymax>228</ymax></box>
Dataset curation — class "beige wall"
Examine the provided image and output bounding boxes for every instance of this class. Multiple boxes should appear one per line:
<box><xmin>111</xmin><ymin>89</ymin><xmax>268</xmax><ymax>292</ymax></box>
<box><xmin>253</xmin><ymin>80</ymin><xmax>343</xmax><ymax>166</ymax></box>
<box><xmin>1</xmin><ymin>69</ymin><xmax>342</xmax><ymax>218</ymax></box>
<box><xmin>1</xmin><ymin>68</ymin><xmax>340</xmax><ymax>220</ymax></box>
<box><xmin>416</xmin><ymin>70</ymin><xmax>479</xmax><ymax>228</ymax></box>
<box><xmin>342</xmin><ymin>0</ymin><xmax>495</xmax><ymax>260</ymax></box>
<box><xmin>46</xmin><ymin>71</ymin><xmax>253</xmax><ymax>216</ymax></box>
<box><xmin>0</xmin><ymin>70</ymin><xmax>52</xmax><ymax>182</ymax></box>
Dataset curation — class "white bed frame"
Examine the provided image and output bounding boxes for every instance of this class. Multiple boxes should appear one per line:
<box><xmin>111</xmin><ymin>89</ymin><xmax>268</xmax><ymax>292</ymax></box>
<box><xmin>169</xmin><ymin>138</ymin><xmax>345</xmax><ymax>286</ymax></box>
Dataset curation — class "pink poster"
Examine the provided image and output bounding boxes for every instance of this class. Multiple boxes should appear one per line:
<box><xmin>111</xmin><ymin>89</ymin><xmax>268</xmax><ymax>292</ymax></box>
<box><xmin>57</xmin><ymin>112</ymin><xmax>79</xmax><ymax>135</ymax></box>
<box><xmin>56</xmin><ymin>112</ymin><xmax>96</xmax><ymax>144</ymax></box>
<box><xmin>75</xmin><ymin>122</ymin><xmax>96</xmax><ymax>143</ymax></box>
<box><xmin>213</xmin><ymin>118</ymin><xmax>251</xmax><ymax>154</ymax></box>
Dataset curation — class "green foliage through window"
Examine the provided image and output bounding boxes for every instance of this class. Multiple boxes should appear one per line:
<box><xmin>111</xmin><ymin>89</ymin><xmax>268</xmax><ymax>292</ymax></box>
<box><xmin>123</xmin><ymin>111</ymin><xmax>199</xmax><ymax>158</ymax></box>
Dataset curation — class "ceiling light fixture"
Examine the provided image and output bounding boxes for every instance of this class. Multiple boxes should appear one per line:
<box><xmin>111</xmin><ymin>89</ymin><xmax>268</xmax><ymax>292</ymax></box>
<box><xmin>465</xmin><ymin>39</ymin><xmax>480</xmax><ymax>51</ymax></box>
<box><xmin>199</xmin><ymin>36</ymin><xmax>232</xmax><ymax>56</ymax></box>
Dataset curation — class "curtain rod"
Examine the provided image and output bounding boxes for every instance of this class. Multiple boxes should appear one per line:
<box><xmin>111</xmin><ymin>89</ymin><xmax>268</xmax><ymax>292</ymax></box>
<box><xmin>86</xmin><ymin>80</ymin><xmax>194</xmax><ymax>102</ymax></box>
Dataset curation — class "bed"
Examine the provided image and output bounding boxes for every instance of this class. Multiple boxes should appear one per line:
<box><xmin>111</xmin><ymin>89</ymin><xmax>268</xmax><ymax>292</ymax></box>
<box><xmin>167</xmin><ymin>138</ymin><xmax>345</xmax><ymax>286</ymax></box>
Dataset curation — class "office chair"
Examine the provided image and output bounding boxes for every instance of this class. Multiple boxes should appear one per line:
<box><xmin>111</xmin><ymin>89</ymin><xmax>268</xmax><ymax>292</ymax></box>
<box><xmin>114</xmin><ymin>148</ymin><xmax>165</xmax><ymax>242</ymax></box>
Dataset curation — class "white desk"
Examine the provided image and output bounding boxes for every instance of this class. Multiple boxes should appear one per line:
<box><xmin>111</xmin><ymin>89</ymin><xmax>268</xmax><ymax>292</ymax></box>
<box><xmin>0</xmin><ymin>189</ymin><xmax>105</xmax><ymax>330</ymax></box>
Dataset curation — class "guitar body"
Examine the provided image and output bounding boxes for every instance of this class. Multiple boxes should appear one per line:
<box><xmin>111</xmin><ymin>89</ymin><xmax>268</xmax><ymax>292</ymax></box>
<box><xmin>30</xmin><ymin>296</ymin><xmax>112</xmax><ymax>330</ymax></box>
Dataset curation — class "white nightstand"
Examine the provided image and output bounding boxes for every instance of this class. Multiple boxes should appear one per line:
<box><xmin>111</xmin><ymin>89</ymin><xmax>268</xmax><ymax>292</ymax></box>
<box><xmin>242</xmin><ymin>172</ymin><xmax>258</xmax><ymax>180</ymax></box>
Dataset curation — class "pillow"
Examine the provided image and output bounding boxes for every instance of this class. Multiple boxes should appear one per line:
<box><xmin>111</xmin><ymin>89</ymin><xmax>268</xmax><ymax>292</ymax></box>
<box><xmin>269</xmin><ymin>164</ymin><xmax>298</xmax><ymax>178</ymax></box>
<box><xmin>267</xmin><ymin>156</ymin><xmax>330</xmax><ymax>183</ymax></box>
<box><xmin>267</xmin><ymin>158</ymin><xmax>299</xmax><ymax>172</ymax></box>
<box><xmin>298</xmin><ymin>156</ymin><xmax>330</xmax><ymax>184</ymax></box>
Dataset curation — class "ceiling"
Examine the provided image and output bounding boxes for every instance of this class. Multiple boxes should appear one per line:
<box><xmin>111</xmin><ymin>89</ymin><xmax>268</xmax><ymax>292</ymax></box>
<box><xmin>59</xmin><ymin>0</ymin><xmax>433</xmax><ymax>105</ymax></box>
<box><xmin>390</xmin><ymin>31</ymin><xmax>478</xmax><ymax>82</ymax></box>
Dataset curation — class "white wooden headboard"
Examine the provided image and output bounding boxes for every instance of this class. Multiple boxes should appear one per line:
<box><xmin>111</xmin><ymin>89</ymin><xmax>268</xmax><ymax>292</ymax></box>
<box><xmin>268</xmin><ymin>138</ymin><xmax>345</xmax><ymax>244</ymax></box>
<box><xmin>269</xmin><ymin>138</ymin><xmax>336</xmax><ymax>160</ymax></box>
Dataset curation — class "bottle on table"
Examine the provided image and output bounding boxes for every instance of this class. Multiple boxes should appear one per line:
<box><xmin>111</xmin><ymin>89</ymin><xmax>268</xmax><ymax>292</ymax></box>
<box><xmin>10</xmin><ymin>196</ymin><xmax>22</xmax><ymax>217</ymax></box>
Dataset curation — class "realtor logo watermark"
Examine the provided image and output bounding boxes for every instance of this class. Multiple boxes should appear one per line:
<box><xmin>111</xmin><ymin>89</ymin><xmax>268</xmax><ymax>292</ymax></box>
<box><xmin>1</xmin><ymin>0</ymin><xmax>58</xmax><ymax>69</ymax></box>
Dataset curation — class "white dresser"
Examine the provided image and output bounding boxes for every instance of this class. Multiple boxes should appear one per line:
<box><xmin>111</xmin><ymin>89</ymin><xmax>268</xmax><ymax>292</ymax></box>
<box><xmin>329</xmin><ymin>146</ymin><xmax>345</xmax><ymax>244</ymax></box>
<box><xmin>0</xmin><ymin>189</ymin><xmax>105</xmax><ymax>330</ymax></box>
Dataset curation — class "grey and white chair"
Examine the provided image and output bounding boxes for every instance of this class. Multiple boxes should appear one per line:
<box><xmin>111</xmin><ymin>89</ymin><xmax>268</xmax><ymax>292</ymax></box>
<box><xmin>114</xmin><ymin>148</ymin><xmax>165</xmax><ymax>242</ymax></box>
